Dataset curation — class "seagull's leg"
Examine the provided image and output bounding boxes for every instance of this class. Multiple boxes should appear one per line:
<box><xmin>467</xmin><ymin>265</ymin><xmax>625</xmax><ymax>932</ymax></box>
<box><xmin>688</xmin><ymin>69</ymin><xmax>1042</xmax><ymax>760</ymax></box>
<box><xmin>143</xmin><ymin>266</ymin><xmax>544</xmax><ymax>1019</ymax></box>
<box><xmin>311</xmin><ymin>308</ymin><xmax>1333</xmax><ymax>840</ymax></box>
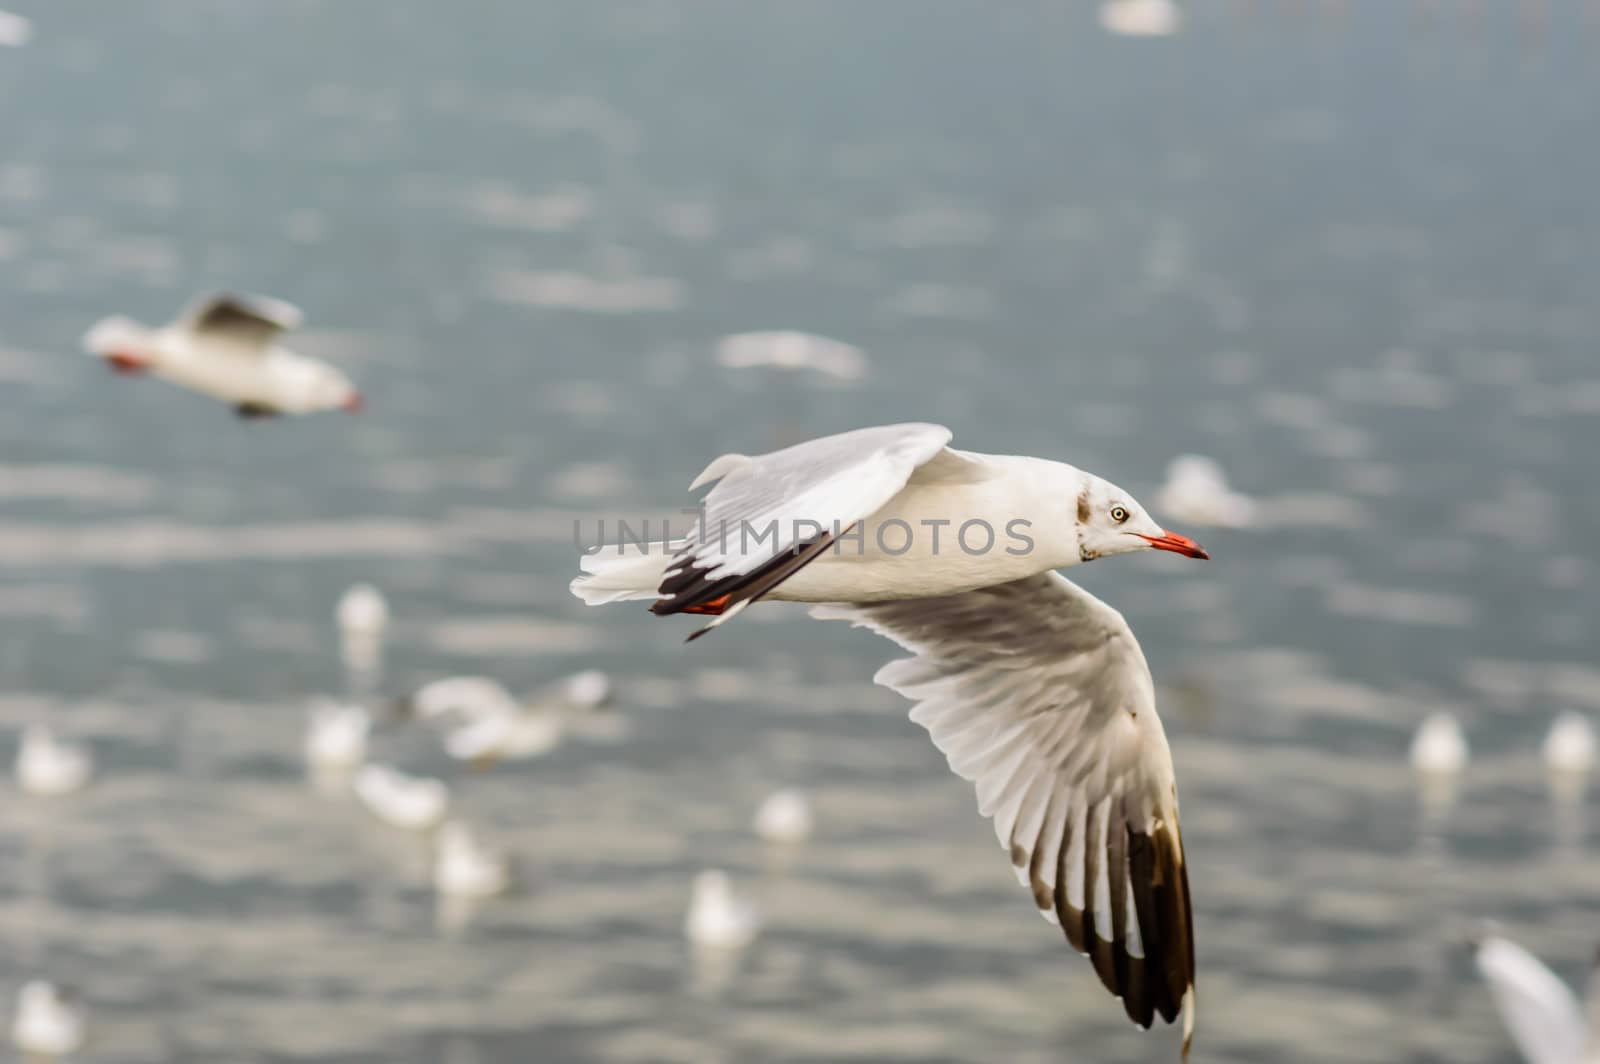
<box><xmin>234</xmin><ymin>403</ymin><xmax>280</xmax><ymax>420</ymax></box>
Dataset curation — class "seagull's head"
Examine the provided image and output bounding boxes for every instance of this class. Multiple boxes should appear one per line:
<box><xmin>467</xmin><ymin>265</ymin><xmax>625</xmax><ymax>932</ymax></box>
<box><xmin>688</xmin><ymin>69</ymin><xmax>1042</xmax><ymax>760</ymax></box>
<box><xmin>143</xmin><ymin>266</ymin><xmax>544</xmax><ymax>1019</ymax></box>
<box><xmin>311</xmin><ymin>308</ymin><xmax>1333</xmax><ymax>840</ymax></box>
<box><xmin>283</xmin><ymin>361</ymin><xmax>363</xmax><ymax>414</ymax></box>
<box><xmin>1076</xmin><ymin>475</ymin><xmax>1209</xmax><ymax>562</ymax></box>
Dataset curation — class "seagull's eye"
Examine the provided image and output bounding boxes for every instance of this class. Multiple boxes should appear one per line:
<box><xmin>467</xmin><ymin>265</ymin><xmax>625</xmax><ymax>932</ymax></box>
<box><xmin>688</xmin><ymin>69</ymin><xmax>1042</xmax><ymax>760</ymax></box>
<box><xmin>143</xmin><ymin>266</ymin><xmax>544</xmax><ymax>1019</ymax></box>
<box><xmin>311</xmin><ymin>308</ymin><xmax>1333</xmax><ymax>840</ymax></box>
<box><xmin>1110</xmin><ymin>505</ymin><xmax>1130</xmax><ymax>524</ymax></box>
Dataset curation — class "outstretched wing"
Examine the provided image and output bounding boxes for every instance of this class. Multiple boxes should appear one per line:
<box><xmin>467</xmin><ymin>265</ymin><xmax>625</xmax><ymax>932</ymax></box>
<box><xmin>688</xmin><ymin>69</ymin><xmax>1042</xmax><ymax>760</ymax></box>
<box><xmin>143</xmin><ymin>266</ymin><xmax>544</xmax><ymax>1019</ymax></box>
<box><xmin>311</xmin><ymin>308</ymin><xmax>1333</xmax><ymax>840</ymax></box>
<box><xmin>179</xmin><ymin>293</ymin><xmax>303</xmax><ymax>353</ymax></box>
<box><xmin>814</xmin><ymin>571</ymin><xmax>1196</xmax><ymax>1055</ymax></box>
<box><xmin>653</xmin><ymin>423</ymin><xmax>961</xmax><ymax>635</ymax></box>
<box><xmin>1474</xmin><ymin>935</ymin><xmax>1587</xmax><ymax>1064</ymax></box>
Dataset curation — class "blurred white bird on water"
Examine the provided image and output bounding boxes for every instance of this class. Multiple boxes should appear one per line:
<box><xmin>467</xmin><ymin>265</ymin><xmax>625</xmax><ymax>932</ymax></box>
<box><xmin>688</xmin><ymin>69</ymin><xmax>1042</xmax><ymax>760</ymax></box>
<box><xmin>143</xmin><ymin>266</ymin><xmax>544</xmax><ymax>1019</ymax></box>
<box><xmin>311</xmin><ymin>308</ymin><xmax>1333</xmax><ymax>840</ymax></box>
<box><xmin>685</xmin><ymin>869</ymin><xmax>760</xmax><ymax>951</ymax></box>
<box><xmin>82</xmin><ymin>293</ymin><xmax>363</xmax><ymax>418</ymax></box>
<box><xmin>1410</xmin><ymin>712</ymin><xmax>1469</xmax><ymax>819</ymax></box>
<box><xmin>1099</xmin><ymin>0</ymin><xmax>1182</xmax><ymax>38</ymax></box>
<box><xmin>15</xmin><ymin>727</ymin><xmax>93</xmax><ymax>797</ymax></box>
<box><xmin>753</xmin><ymin>789</ymin><xmax>814</xmax><ymax>845</ymax></box>
<box><xmin>0</xmin><ymin>9</ymin><xmax>31</xmax><ymax>46</ymax></box>
<box><xmin>1474</xmin><ymin>932</ymin><xmax>1599</xmax><ymax>1064</ymax></box>
<box><xmin>303</xmin><ymin>699</ymin><xmax>370</xmax><ymax>777</ymax></box>
<box><xmin>354</xmin><ymin>764</ymin><xmax>449</xmax><ymax>832</ymax></box>
<box><xmin>401</xmin><ymin>671</ymin><xmax>615</xmax><ymax>765</ymax></box>
<box><xmin>337</xmin><ymin>583</ymin><xmax>389</xmax><ymax>680</ymax></box>
<box><xmin>1157</xmin><ymin>455</ymin><xmax>1255</xmax><ymax>529</ymax></box>
<box><xmin>433</xmin><ymin>821</ymin><xmax>512</xmax><ymax>899</ymax></box>
<box><xmin>11</xmin><ymin>981</ymin><xmax>86</xmax><ymax>1058</ymax></box>
<box><xmin>716</xmin><ymin>332</ymin><xmax>867</xmax><ymax>382</ymax></box>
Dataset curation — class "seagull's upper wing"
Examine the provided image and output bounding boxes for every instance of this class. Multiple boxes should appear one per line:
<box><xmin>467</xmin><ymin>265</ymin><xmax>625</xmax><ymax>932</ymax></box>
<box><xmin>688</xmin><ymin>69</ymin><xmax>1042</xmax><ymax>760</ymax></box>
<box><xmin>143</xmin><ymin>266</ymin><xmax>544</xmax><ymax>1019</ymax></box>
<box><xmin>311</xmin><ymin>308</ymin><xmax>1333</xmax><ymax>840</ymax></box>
<box><xmin>814</xmin><ymin>571</ymin><xmax>1196</xmax><ymax>1055</ymax></box>
<box><xmin>654</xmin><ymin>423</ymin><xmax>976</xmax><ymax>632</ymax></box>
<box><xmin>178</xmin><ymin>293</ymin><xmax>304</xmax><ymax>353</ymax></box>
<box><xmin>1475</xmin><ymin>935</ymin><xmax>1587</xmax><ymax>1064</ymax></box>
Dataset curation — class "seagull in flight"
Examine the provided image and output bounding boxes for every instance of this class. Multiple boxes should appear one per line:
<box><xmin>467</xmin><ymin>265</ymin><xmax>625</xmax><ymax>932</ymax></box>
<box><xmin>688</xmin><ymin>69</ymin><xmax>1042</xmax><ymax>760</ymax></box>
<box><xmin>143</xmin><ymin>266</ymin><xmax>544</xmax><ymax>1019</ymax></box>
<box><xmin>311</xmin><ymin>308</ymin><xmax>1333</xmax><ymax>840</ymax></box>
<box><xmin>573</xmin><ymin>422</ymin><xmax>1206</xmax><ymax>1055</ymax></box>
<box><xmin>83</xmin><ymin>292</ymin><xmax>362</xmax><ymax>418</ymax></box>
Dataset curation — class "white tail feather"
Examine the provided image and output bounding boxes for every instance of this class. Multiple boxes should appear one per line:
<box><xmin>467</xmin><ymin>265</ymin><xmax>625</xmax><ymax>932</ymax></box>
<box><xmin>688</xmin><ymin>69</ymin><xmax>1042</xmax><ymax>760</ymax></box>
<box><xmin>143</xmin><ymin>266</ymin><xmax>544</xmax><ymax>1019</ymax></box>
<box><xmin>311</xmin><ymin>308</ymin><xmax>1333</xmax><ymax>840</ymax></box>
<box><xmin>571</xmin><ymin>541</ymin><xmax>680</xmax><ymax>605</ymax></box>
<box><xmin>82</xmin><ymin>315</ymin><xmax>153</xmax><ymax>356</ymax></box>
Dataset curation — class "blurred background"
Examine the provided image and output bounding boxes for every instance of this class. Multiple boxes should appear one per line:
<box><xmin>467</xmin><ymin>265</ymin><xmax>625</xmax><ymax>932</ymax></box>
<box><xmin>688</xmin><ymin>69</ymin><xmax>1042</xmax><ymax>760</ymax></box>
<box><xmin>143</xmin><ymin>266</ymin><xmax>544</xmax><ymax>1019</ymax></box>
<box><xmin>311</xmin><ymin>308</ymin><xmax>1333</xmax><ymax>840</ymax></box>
<box><xmin>2</xmin><ymin>1</ymin><xmax>1599</xmax><ymax>1061</ymax></box>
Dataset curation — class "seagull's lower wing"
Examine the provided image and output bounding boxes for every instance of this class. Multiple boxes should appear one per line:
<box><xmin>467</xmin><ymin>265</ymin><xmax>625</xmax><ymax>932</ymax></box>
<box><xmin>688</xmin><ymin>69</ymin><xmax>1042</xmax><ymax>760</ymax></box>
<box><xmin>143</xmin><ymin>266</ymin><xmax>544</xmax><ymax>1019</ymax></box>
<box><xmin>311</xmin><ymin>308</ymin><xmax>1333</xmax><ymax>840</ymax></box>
<box><xmin>814</xmin><ymin>571</ymin><xmax>1196</xmax><ymax>1055</ymax></box>
<box><xmin>654</xmin><ymin>423</ymin><xmax>959</xmax><ymax>636</ymax></box>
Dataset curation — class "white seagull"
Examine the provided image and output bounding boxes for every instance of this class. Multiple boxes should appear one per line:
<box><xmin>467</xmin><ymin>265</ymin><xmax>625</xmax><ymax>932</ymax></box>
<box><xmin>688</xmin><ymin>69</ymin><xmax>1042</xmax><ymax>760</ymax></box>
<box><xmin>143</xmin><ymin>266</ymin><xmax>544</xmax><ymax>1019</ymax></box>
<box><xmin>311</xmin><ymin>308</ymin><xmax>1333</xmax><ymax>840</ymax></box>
<box><xmin>1545</xmin><ymin>712</ymin><xmax>1597</xmax><ymax>778</ymax></box>
<box><xmin>572</xmin><ymin>422</ymin><xmax>1205</xmax><ymax>1052</ymax></box>
<box><xmin>401</xmin><ymin>676</ymin><xmax>565</xmax><ymax>765</ymax></box>
<box><xmin>303</xmin><ymin>699</ymin><xmax>370</xmax><ymax>772</ymax></box>
<box><xmin>15</xmin><ymin>727</ymin><xmax>93</xmax><ymax>797</ymax></box>
<box><xmin>1474</xmin><ymin>933</ymin><xmax>1600</xmax><ymax>1064</ymax></box>
<box><xmin>0</xmin><ymin>10</ymin><xmax>32</xmax><ymax>47</ymax></box>
<box><xmin>11</xmin><ymin>981</ymin><xmax>86</xmax><ymax>1058</ymax></box>
<box><xmin>717</xmin><ymin>331</ymin><xmax>868</xmax><ymax>382</ymax></box>
<box><xmin>685</xmin><ymin>869</ymin><xmax>761</xmax><ymax>951</ymax></box>
<box><xmin>1099</xmin><ymin>0</ymin><xmax>1182</xmax><ymax>38</ymax></box>
<box><xmin>82</xmin><ymin>293</ymin><xmax>362</xmax><ymax>418</ymax></box>
<box><xmin>1156</xmin><ymin>455</ymin><xmax>1255</xmax><ymax>530</ymax></box>
<box><xmin>753</xmin><ymin>788</ymin><xmax>814</xmax><ymax>845</ymax></box>
<box><xmin>353</xmin><ymin>764</ymin><xmax>449</xmax><ymax>832</ymax></box>
<box><xmin>433</xmin><ymin>821</ymin><xmax>512</xmax><ymax>898</ymax></box>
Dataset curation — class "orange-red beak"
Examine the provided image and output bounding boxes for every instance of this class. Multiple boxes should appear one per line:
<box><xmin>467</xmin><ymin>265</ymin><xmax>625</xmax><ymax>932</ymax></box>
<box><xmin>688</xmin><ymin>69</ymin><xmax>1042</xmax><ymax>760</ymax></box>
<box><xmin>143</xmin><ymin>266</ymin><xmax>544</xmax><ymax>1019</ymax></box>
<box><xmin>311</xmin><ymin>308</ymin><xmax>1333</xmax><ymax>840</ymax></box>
<box><xmin>342</xmin><ymin>392</ymin><xmax>365</xmax><ymax>413</ymax></box>
<box><xmin>1137</xmin><ymin>530</ymin><xmax>1209</xmax><ymax>560</ymax></box>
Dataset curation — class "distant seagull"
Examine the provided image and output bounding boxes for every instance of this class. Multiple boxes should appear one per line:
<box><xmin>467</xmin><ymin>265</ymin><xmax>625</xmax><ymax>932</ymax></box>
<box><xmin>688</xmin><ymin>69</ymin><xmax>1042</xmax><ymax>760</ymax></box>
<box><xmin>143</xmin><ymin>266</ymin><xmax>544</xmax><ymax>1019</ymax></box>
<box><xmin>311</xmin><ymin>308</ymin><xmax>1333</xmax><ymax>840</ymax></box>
<box><xmin>433</xmin><ymin>821</ymin><xmax>512</xmax><ymax>898</ymax></box>
<box><xmin>1156</xmin><ymin>456</ymin><xmax>1255</xmax><ymax>530</ymax></box>
<box><xmin>11</xmin><ymin>981</ymin><xmax>86</xmax><ymax>1058</ymax></box>
<box><xmin>717</xmin><ymin>331</ymin><xmax>868</xmax><ymax>382</ymax></box>
<box><xmin>1545</xmin><ymin>712</ymin><xmax>1597</xmax><ymax>778</ymax></box>
<box><xmin>558</xmin><ymin>669</ymin><xmax>612</xmax><ymax>711</ymax></box>
<box><xmin>82</xmin><ymin>293</ymin><xmax>362</xmax><ymax>418</ymax></box>
<box><xmin>753</xmin><ymin>788</ymin><xmax>814</xmax><ymax>845</ymax></box>
<box><xmin>353</xmin><ymin>764</ymin><xmax>449</xmax><ymax>831</ymax></box>
<box><xmin>0</xmin><ymin>10</ymin><xmax>32</xmax><ymax>47</ymax></box>
<box><xmin>1410</xmin><ymin>712</ymin><xmax>1469</xmax><ymax>778</ymax></box>
<box><xmin>15</xmin><ymin>727</ymin><xmax>93</xmax><ymax>796</ymax></box>
<box><xmin>1474</xmin><ymin>933</ymin><xmax>1599</xmax><ymax>1064</ymax></box>
<box><xmin>1100</xmin><ymin>0</ymin><xmax>1183</xmax><ymax>37</ymax></box>
<box><xmin>574</xmin><ymin>423</ymin><xmax>1205</xmax><ymax>1052</ymax></box>
<box><xmin>399</xmin><ymin>673</ymin><xmax>609</xmax><ymax>764</ymax></box>
<box><xmin>303</xmin><ymin>699</ymin><xmax>370</xmax><ymax>773</ymax></box>
<box><xmin>336</xmin><ymin>583</ymin><xmax>388</xmax><ymax>675</ymax></box>
<box><xmin>685</xmin><ymin>869</ymin><xmax>760</xmax><ymax>950</ymax></box>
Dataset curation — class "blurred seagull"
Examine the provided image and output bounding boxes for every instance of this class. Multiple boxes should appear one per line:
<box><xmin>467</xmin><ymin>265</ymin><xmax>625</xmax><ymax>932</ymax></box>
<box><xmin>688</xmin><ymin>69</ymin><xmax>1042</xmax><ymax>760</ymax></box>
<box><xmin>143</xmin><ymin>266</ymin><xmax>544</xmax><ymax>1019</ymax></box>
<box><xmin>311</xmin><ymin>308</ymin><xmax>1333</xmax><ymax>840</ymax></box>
<box><xmin>1156</xmin><ymin>456</ymin><xmax>1255</xmax><ymax>530</ymax></box>
<box><xmin>685</xmin><ymin>869</ymin><xmax>760</xmax><ymax>950</ymax></box>
<box><xmin>0</xmin><ymin>10</ymin><xmax>32</xmax><ymax>46</ymax></box>
<box><xmin>1474</xmin><ymin>933</ymin><xmax>1600</xmax><ymax>1064</ymax></box>
<box><xmin>336</xmin><ymin>583</ymin><xmax>389</xmax><ymax>676</ymax></box>
<box><xmin>558</xmin><ymin>668</ymin><xmax>612</xmax><ymax>711</ymax></box>
<box><xmin>753</xmin><ymin>789</ymin><xmax>814</xmax><ymax>845</ymax></box>
<box><xmin>15</xmin><ymin>727</ymin><xmax>93</xmax><ymax>797</ymax></box>
<box><xmin>83</xmin><ymin>293</ymin><xmax>362</xmax><ymax>418</ymax></box>
<box><xmin>433</xmin><ymin>821</ymin><xmax>512</xmax><ymax>898</ymax></box>
<box><xmin>11</xmin><ymin>981</ymin><xmax>86</xmax><ymax>1058</ymax></box>
<box><xmin>1411</xmin><ymin>712</ymin><xmax>1469</xmax><ymax>778</ymax></box>
<box><xmin>717</xmin><ymin>331</ymin><xmax>867</xmax><ymax>382</ymax></box>
<box><xmin>1545</xmin><ymin>712</ymin><xmax>1597</xmax><ymax>778</ymax></box>
<box><xmin>303</xmin><ymin>699</ymin><xmax>370</xmax><ymax>773</ymax></box>
<box><xmin>1100</xmin><ymin>0</ymin><xmax>1182</xmax><ymax>37</ymax></box>
<box><xmin>574</xmin><ymin>423</ymin><xmax>1205</xmax><ymax>1053</ymax></box>
<box><xmin>353</xmin><ymin>764</ymin><xmax>449</xmax><ymax>831</ymax></box>
<box><xmin>401</xmin><ymin>676</ymin><xmax>563</xmax><ymax>764</ymax></box>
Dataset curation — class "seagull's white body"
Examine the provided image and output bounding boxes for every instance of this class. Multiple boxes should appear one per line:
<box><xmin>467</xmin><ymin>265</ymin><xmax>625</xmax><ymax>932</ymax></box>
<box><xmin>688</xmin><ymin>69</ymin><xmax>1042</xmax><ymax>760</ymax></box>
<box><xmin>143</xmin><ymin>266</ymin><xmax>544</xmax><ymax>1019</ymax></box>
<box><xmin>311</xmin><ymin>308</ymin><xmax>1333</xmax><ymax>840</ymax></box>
<box><xmin>1545</xmin><ymin>712</ymin><xmax>1597</xmax><ymax>777</ymax></box>
<box><xmin>1410</xmin><ymin>712</ymin><xmax>1470</xmax><ymax>777</ymax></box>
<box><xmin>1156</xmin><ymin>455</ymin><xmax>1255</xmax><ymax>530</ymax></box>
<box><xmin>11</xmin><ymin>981</ymin><xmax>86</xmax><ymax>1057</ymax></box>
<box><xmin>1475</xmin><ymin>934</ymin><xmax>1600</xmax><ymax>1064</ymax></box>
<box><xmin>303</xmin><ymin>700</ymin><xmax>370</xmax><ymax>771</ymax></box>
<box><xmin>433</xmin><ymin>821</ymin><xmax>511</xmax><ymax>898</ymax></box>
<box><xmin>82</xmin><ymin>293</ymin><xmax>361</xmax><ymax>417</ymax></box>
<box><xmin>15</xmin><ymin>727</ymin><xmax>93</xmax><ymax>797</ymax></box>
<box><xmin>685</xmin><ymin>869</ymin><xmax>760</xmax><ymax>950</ymax></box>
<box><xmin>0</xmin><ymin>9</ymin><xmax>32</xmax><ymax>47</ymax></box>
<box><xmin>573</xmin><ymin>423</ymin><xmax>1206</xmax><ymax>1053</ymax></box>
<box><xmin>353</xmin><ymin>764</ymin><xmax>449</xmax><ymax>831</ymax></box>
<box><xmin>753</xmin><ymin>788</ymin><xmax>814</xmax><ymax>844</ymax></box>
